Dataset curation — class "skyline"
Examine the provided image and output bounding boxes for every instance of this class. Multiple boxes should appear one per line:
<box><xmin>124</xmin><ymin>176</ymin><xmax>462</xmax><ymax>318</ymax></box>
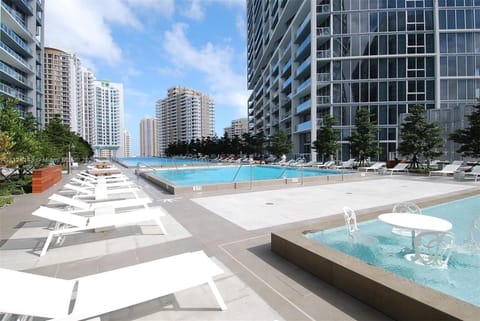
<box><xmin>44</xmin><ymin>0</ymin><xmax>248</xmax><ymax>156</ymax></box>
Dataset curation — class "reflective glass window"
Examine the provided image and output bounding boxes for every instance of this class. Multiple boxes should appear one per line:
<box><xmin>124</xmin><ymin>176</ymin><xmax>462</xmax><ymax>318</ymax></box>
<box><xmin>370</xmin><ymin>59</ymin><xmax>378</xmax><ymax>78</ymax></box>
<box><xmin>370</xmin><ymin>82</ymin><xmax>378</xmax><ymax>101</ymax></box>
<box><xmin>388</xmin><ymin>106</ymin><xmax>397</xmax><ymax>125</ymax></box>
<box><xmin>439</xmin><ymin>10</ymin><xmax>447</xmax><ymax>29</ymax></box>
<box><xmin>397</xmin><ymin>12</ymin><xmax>406</xmax><ymax>31</ymax></box>
<box><xmin>370</xmin><ymin>12</ymin><xmax>378</xmax><ymax>32</ymax></box>
<box><xmin>448</xmin><ymin>56</ymin><xmax>456</xmax><ymax>76</ymax></box>
<box><xmin>457</xmin><ymin>10</ymin><xmax>465</xmax><ymax>29</ymax></box>
<box><xmin>398</xmin><ymin>81</ymin><xmax>406</xmax><ymax>101</ymax></box>
<box><xmin>447</xmin><ymin>10</ymin><xmax>455</xmax><ymax>28</ymax></box>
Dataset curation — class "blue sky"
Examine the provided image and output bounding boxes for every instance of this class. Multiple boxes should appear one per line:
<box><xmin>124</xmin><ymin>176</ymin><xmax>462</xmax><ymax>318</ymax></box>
<box><xmin>44</xmin><ymin>0</ymin><xmax>248</xmax><ymax>156</ymax></box>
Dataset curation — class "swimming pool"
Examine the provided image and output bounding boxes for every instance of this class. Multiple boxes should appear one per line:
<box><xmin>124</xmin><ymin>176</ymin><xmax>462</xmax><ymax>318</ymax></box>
<box><xmin>305</xmin><ymin>195</ymin><xmax>480</xmax><ymax>308</ymax></box>
<box><xmin>116</xmin><ymin>157</ymin><xmax>211</xmax><ymax>167</ymax></box>
<box><xmin>140</xmin><ymin>165</ymin><xmax>361</xmax><ymax>194</ymax></box>
<box><xmin>271</xmin><ymin>192</ymin><xmax>480</xmax><ymax>321</ymax></box>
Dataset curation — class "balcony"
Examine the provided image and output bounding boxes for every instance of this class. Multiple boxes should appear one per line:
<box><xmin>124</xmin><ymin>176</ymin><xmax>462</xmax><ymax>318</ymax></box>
<box><xmin>317</xmin><ymin>50</ymin><xmax>330</xmax><ymax>59</ymax></box>
<box><xmin>282</xmin><ymin>59</ymin><xmax>291</xmax><ymax>75</ymax></box>
<box><xmin>296</xmin><ymin>16</ymin><xmax>311</xmax><ymax>40</ymax></box>
<box><xmin>0</xmin><ymin>41</ymin><xmax>33</xmax><ymax>72</ymax></box>
<box><xmin>296</xmin><ymin>37</ymin><xmax>311</xmax><ymax>58</ymax></box>
<box><xmin>1</xmin><ymin>2</ymin><xmax>33</xmax><ymax>39</ymax></box>
<box><xmin>317</xmin><ymin>4</ymin><xmax>330</xmax><ymax>14</ymax></box>
<box><xmin>296</xmin><ymin>120</ymin><xmax>311</xmax><ymax>133</ymax></box>
<box><xmin>1</xmin><ymin>23</ymin><xmax>32</xmax><ymax>56</ymax></box>
<box><xmin>296</xmin><ymin>57</ymin><xmax>311</xmax><ymax>76</ymax></box>
<box><xmin>282</xmin><ymin>42</ymin><xmax>291</xmax><ymax>58</ymax></box>
<box><xmin>0</xmin><ymin>61</ymin><xmax>32</xmax><ymax>88</ymax></box>
<box><xmin>296</xmin><ymin>99</ymin><xmax>311</xmax><ymax>114</ymax></box>
<box><xmin>281</xmin><ymin>111</ymin><xmax>291</xmax><ymax>121</ymax></box>
<box><xmin>317</xmin><ymin>73</ymin><xmax>330</xmax><ymax>82</ymax></box>
<box><xmin>282</xmin><ymin>76</ymin><xmax>292</xmax><ymax>89</ymax></box>
<box><xmin>317</xmin><ymin>27</ymin><xmax>330</xmax><ymax>36</ymax></box>
<box><xmin>317</xmin><ymin>96</ymin><xmax>330</xmax><ymax>105</ymax></box>
<box><xmin>296</xmin><ymin>78</ymin><xmax>311</xmax><ymax>95</ymax></box>
<box><xmin>0</xmin><ymin>82</ymin><xmax>33</xmax><ymax>104</ymax></box>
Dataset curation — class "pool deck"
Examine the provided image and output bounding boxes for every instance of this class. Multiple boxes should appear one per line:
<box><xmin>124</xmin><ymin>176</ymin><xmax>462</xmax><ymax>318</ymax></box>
<box><xmin>1</xmin><ymin>165</ymin><xmax>479</xmax><ymax>321</ymax></box>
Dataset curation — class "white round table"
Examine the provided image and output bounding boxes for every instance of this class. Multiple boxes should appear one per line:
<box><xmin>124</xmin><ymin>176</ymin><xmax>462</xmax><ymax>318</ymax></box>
<box><xmin>378</xmin><ymin>213</ymin><xmax>452</xmax><ymax>248</ymax></box>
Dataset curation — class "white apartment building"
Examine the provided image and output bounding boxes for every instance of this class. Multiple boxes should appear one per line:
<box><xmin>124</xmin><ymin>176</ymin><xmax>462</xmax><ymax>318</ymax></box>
<box><xmin>139</xmin><ymin>118</ymin><xmax>159</xmax><ymax>157</ymax></box>
<box><xmin>224</xmin><ymin>117</ymin><xmax>249</xmax><ymax>138</ymax></box>
<box><xmin>93</xmin><ymin>80</ymin><xmax>124</xmax><ymax>158</ymax></box>
<box><xmin>1</xmin><ymin>0</ymin><xmax>44</xmax><ymax>124</ymax></box>
<box><xmin>123</xmin><ymin>129</ymin><xmax>131</xmax><ymax>157</ymax></box>
<box><xmin>156</xmin><ymin>86</ymin><xmax>215</xmax><ymax>155</ymax></box>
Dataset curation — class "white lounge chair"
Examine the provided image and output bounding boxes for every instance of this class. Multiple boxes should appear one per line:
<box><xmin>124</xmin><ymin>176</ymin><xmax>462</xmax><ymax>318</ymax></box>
<box><xmin>465</xmin><ymin>165</ymin><xmax>480</xmax><ymax>182</ymax></box>
<box><xmin>0</xmin><ymin>251</ymin><xmax>226</xmax><ymax>320</ymax></box>
<box><xmin>405</xmin><ymin>231</ymin><xmax>455</xmax><ymax>268</ymax></box>
<box><xmin>48</xmin><ymin>193</ymin><xmax>151</xmax><ymax>212</ymax></box>
<box><xmin>429</xmin><ymin>164</ymin><xmax>461</xmax><ymax>176</ymax></box>
<box><xmin>334</xmin><ymin>158</ymin><xmax>355</xmax><ymax>170</ymax></box>
<box><xmin>33</xmin><ymin>205</ymin><xmax>167</xmax><ymax>256</ymax></box>
<box><xmin>62</xmin><ymin>183</ymin><xmax>140</xmax><ymax>200</ymax></box>
<box><xmin>78</xmin><ymin>171</ymin><xmax>128</xmax><ymax>181</ymax></box>
<box><xmin>71</xmin><ymin>177</ymin><xmax>134</xmax><ymax>189</ymax></box>
<box><xmin>316</xmin><ymin>160</ymin><xmax>335</xmax><ymax>169</ymax></box>
<box><xmin>386</xmin><ymin>162</ymin><xmax>409</xmax><ymax>175</ymax></box>
<box><xmin>360</xmin><ymin>162</ymin><xmax>385</xmax><ymax>172</ymax></box>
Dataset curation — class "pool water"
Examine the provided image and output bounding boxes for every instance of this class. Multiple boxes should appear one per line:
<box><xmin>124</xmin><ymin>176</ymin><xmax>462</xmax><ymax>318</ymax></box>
<box><xmin>152</xmin><ymin>165</ymin><xmax>344</xmax><ymax>186</ymax></box>
<box><xmin>305</xmin><ymin>195</ymin><xmax>480</xmax><ymax>307</ymax></box>
<box><xmin>117</xmin><ymin>157</ymin><xmax>210</xmax><ymax>167</ymax></box>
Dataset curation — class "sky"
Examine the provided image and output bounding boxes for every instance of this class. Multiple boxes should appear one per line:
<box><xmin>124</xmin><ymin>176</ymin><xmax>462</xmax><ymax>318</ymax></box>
<box><xmin>44</xmin><ymin>0</ymin><xmax>249</xmax><ymax>156</ymax></box>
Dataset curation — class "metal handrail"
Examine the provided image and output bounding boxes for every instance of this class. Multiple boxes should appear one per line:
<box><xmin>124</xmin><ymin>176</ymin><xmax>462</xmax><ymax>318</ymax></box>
<box><xmin>232</xmin><ymin>164</ymin><xmax>243</xmax><ymax>182</ymax></box>
<box><xmin>136</xmin><ymin>162</ymin><xmax>159</xmax><ymax>175</ymax></box>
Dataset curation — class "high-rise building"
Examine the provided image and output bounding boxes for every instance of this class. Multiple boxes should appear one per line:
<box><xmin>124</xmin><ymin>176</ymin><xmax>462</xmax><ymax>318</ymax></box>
<box><xmin>247</xmin><ymin>0</ymin><xmax>480</xmax><ymax>161</ymax></box>
<box><xmin>139</xmin><ymin>118</ymin><xmax>159</xmax><ymax>157</ymax></box>
<box><xmin>123</xmin><ymin>129</ymin><xmax>131</xmax><ymax>157</ymax></box>
<box><xmin>224</xmin><ymin>117</ymin><xmax>249</xmax><ymax>138</ymax></box>
<box><xmin>93</xmin><ymin>80</ymin><xmax>124</xmax><ymax>158</ymax></box>
<box><xmin>75</xmin><ymin>66</ymin><xmax>95</xmax><ymax>145</ymax></box>
<box><xmin>43</xmin><ymin>47</ymin><xmax>71</xmax><ymax>125</ymax></box>
<box><xmin>156</xmin><ymin>86</ymin><xmax>215</xmax><ymax>155</ymax></box>
<box><xmin>1</xmin><ymin>0</ymin><xmax>44</xmax><ymax>124</ymax></box>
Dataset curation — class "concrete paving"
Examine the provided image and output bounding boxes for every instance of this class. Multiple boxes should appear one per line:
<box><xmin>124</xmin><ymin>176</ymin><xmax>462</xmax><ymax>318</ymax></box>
<box><xmin>0</xmin><ymin>166</ymin><xmax>479</xmax><ymax>321</ymax></box>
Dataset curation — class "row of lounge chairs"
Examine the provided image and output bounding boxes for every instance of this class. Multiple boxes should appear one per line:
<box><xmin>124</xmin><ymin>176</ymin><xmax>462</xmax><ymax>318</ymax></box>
<box><xmin>0</xmin><ymin>164</ymin><xmax>228</xmax><ymax>319</ymax></box>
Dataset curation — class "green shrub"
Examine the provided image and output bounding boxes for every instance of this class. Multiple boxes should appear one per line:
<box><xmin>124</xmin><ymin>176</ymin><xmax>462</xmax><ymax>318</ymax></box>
<box><xmin>0</xmin><ymin>196</ymin><xmax>13</xmax><ymax>207</ymax></box>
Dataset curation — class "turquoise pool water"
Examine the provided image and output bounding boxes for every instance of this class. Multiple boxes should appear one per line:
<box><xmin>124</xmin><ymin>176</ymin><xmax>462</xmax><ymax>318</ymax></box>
<box><xmin>305</xmin><ymin>195</ymin><xmax>480</xmax><ymax>307</ymax></box>
<box><xmin>117</xmin><ymin>157</ymin><xmax>210</xmax><ymax>167</ymax></box>
<box><xmin>152</xmin><ymin>165</ymin><xmax>345</xmax><ymax>186</ymax></box>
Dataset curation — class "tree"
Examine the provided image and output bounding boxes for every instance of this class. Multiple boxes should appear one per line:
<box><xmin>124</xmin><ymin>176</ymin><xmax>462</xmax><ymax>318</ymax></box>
<box><xmin>347</xmin><ymin>108</ymin><xmax>381</xmax><ymax>166</ymax></box>
<box><xmin>449</xmin><ymin>101</ymin><xmax>480</xmax><ymax>158</ymax></box>
<box><xmin>398</xmin><ymin>105</ymin><xmax>443</xmax><ymax>169</ymax></box>
<box><xmin>312</xmin><ymin>114</ymin><xmax>340</xmax><ymax>162</ymax></box>
<box><xmin>267</xmin><ymin>129</ymin><xmax>292</xmax><ymax>158</ymax></box>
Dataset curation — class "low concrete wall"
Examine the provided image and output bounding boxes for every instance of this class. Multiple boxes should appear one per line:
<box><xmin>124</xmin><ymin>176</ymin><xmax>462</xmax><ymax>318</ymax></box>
<box><xmin>271</xmin><ymin>215</ymin><xmax>479</xmax><ymax>321</ymax></box>
<box><xmin>32</xmin><ymin>165</ymin><xmax>62</xmax><ymax>193</ymax></box>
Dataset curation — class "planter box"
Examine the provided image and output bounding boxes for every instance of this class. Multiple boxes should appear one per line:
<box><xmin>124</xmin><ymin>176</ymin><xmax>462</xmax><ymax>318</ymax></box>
<box><xmin>32</xmin><ymin>165</ymin><xmax>62</xmax><ymax>193</ymax></box>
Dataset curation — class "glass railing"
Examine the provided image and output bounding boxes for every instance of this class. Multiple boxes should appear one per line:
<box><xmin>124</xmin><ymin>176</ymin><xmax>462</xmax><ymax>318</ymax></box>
<box><xmin>296</xmin><ymin>37</ymin><xmax>311</xmax><ymax>57</ymax></box>
<box><xmin>317</xmin><ymin>4</ymin><xmax>330</xmax><ymax>14</ymax></box>
<box><xmin>0</xmin><ymin>41</ymin><xmax>33</xmax><ymax>70</ymax></box>
<box><xmin>317</xmin><ymin>50</ymin><xmax>330</xmax><ymax>59</ymax></box>
<box><xmin>317</xmin><ymin>96</ymin><xmax>330</xmax><ymax>104</ymax></box>
<box><xmin>271</xmin><ymin>75</ymin><xmax>279</xmax><ymax>84</ymax></box>
<box><xmin>282</xmin><ymin>42</ymin><xmax>291</xmax><ymax>57</ymax></box>
<box><xmin>0</xmin><ymin>61</ymin><xmax>31</xmax><ymax>87</ymax></box>
<box><xmin>296</xmin><ymin>78</ymin><xmax>311</xmax><ymax>94</ymax></box>
<box><xmin>317</xmin><ymin>73</ymin><xmax>330</xmax><ymax>81</ymax></box>
<box><xmin>296</xmin><ymin>100</ymin><xmax>311</xmax><ymax>114</ymax></box>
<box><xmin>283</xmin><ymin>76</ymin><xmax>292</xmax><ymax>88</ymax></box>
<box><xmin>296</xmin><ymin>120</ymin><xmax>312</xmax><ymax>132</ymax></box>
<box><xmin>282</xmin><ymin>59</ymin><xmax>291</xmax><ymax>74</ymax></box>
<box><xmin>20</xmin><ymin>0</ymin><xmax>33</xmax><ymax>13</ymax></box>
<box><xmin>1</xmin><ymin>23</ymin><xmax>32</xmax><ymax>55</ymax></box>
<box><xmin>296</xmin><ymin>16</ymin><xmax>311</xmax><ymax>39</ymax></box>
<box><xmin>281</xmin><ymin>112</ymin><xmax>291</xmax><ymax>120</ymax></box>
<box><xmin>2</xmin><ymin>3</ymin><xmax>33</xmax><ymax>37</ymax></box>
<box><xmin>272</xmin><ymin>61</ymin><xmax>279</xmax><ymax>72</ymax></box>
<box><xmin>317</xmin><ymin>27</ymin><xmax>330</xmax><ymax>36</ymax></box>
<box><xmin>0</xmin><ymin>82</ymin><xmax>32</xmax><ymax>104</ymax></box>
<box><xmin>296</xmin><ymin>57</ymin><xmax>311</xmax><ymax>76</ymax></box>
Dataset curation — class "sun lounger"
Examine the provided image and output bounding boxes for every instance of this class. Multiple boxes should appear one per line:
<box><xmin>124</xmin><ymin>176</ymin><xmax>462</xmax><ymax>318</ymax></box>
<box><xmin>465</xmin><ymin>165</ymin><xmax>480</xmax><ymax>182</ymax></box>
<box><xmin>48</xmin><ymin>193</ymin><xmax>151</xmax><ymax>211</ymax></box>
<box><xmin>33</xmin><ymin>205</ymin><xmax>167</xmax><ymax>256</ymax></box>
<box><xmin>0</xmin><ymin>251</ymin><xmax>226</xmax><ymax>319</ymax></box>
<box><xmin>316</xmin><ymin>160</ymin><xmax>336</xmax><ymax>168</ymax></box>
<box><xmin>334</xmin><ymin>158</ymin><xmax>355</xmax><ymax>169</ymax></box>
<box><xmin>71</xmin><ymin>177</ymin><xmax>134</xmax><ymax>189</ymax></box>
<box><xmin>385</xmin><ymin>162</ymin><xmax>409</xmax><ymax>175</ymax></box>
<box><xmin>62</xmin><ymin>183</ymin><xmax>140</xmax><ymax>200</ymax></box>
<box><xmin>429</xmin><ymin>164</ymin><xmax>461</xmax><ymax>176</ymax></box>
<box><xmin>359</xmin><ymin>162</ymin><xmax>386</xmax><ymax>172</ymax></box>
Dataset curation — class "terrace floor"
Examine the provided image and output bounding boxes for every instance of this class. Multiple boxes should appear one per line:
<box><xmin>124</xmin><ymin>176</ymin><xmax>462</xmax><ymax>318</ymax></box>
<box><xmin>1</xmin><ymin>165</ymin><xmax>479</xmax><ymax>320</ymax></box>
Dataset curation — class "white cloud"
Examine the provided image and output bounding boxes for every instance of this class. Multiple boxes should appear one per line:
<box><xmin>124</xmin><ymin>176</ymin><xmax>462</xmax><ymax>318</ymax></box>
<box><xmin>182</xmin><ymin>0</ymin><xmax>205</xmax><ymax>21</ymax></box>
<box><xmin>163</xmin><ymin>23</ymin><xmax>248</xmax><ymax>116</ymax></box>
<box><xmin>44</xmin><ymin>0</ymin><xmax>174</xmax><ymax>66</ymax></box>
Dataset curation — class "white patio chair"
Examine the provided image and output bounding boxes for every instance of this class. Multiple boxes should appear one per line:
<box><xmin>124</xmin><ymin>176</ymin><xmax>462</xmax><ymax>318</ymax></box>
<box><xmin>391</xmin><ymin>202</ymin><xmax>422</xmax><ymax>236</ymax></box>
<box><xmin>465</xmin><ymin>165</ymin><xmax>480</xmax><ymax>182</ymax></box>
<box><xmin>62</xmin><ymin>183</ymin><xmax>140</xmax><ymax>200</ymax></box>
<box><xmin>0</xmin><ymin>251</ymin><xmax>226</xmax><ymax>320</ymax></box>
<box><xmin>33</xmin><ymin>205</ymin><xmax>167</xmax><ymax>256</ymax></box>
<box><xmin>458</xmin><ymin>216</ymin><xmax>480</xmax><ymax>254</ymax></box>
<box><xmin>405</xmin><ymin>231</ymin><xmax>456</xmax><ymax>268</ymax></box>
<box><xmin>343</xmin><ymin>207</ymin><xmax>378</xmax><ymax>245</ymax></box>
<box><xmin>360</xmin><ymin>162</ymin><xmax>386</xmax><ymax>172</ymax></box>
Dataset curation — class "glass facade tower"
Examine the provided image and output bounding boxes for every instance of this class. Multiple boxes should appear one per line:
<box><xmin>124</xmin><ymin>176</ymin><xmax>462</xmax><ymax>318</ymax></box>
<box><xmin>247</xmin><ymin>0</ymin><xmax>480</xmax><ymax>161</ymax></box>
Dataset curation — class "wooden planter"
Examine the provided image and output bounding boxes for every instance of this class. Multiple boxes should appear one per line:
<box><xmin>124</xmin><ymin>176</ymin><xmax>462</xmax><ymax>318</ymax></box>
<box><xmin>32</xmin><ymin>165</ymin><xmax>62</xmax><ymax>193</ymax></box>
